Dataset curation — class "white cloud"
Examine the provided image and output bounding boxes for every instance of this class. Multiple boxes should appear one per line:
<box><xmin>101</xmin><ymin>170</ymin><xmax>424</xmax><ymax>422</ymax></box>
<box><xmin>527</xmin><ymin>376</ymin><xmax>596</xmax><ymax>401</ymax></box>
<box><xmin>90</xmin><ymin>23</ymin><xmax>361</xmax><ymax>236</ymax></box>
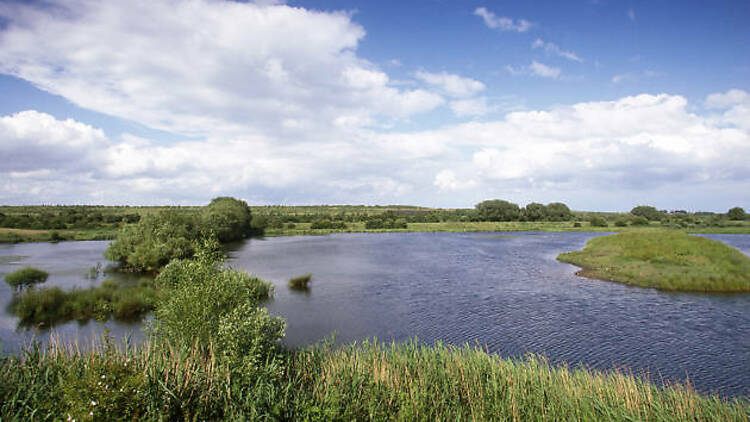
<box><xmin>529</xmin><ymin>61</ymin><xmax>561</xmax><ymax>79</ymax></box>
<box><xmin>474</xmin><ymin>7</ymin><xmax>532</xmax><ymax>32</ymax></box>
<box><xmin>532</xmin><ymin>39</ymin><xmax>583</xmax><ymax>62</ymax></box>
<box><xmin>450</xmin><ymin>97</ymin><xmax>496</xmax><ymax>117</ymax></box>
<box><xmin>0</xmin><ymin>0</ymin><xmax>442</xmax><ymax>139</ymax></box>
<box><xmin>0</xmin><ymin>0</ymin><xmax>748</xmax><ymax>210</ymax></box>
<box><xmin>2</xmin><ymin>91</ymin><xmax>749</xmax><ymax>208</ymax></box>
<box><xmin>705</xmin><ymin>89</ymin><xmax>750</xmax><ymax>109</ymax></box>
<box><xmin>414</xmin><ymin>71</ymin><xmax>485</xmax><ymax>98</ymax></box>
<box><xmin>433</xmin><ymin>170</ymin><xmax>476</xmax><ymax>191</ymax></box>
<box><xmin>506</xmin><ymin>61</ymin><xmax>561</xmax><ymax>79</ymax></box>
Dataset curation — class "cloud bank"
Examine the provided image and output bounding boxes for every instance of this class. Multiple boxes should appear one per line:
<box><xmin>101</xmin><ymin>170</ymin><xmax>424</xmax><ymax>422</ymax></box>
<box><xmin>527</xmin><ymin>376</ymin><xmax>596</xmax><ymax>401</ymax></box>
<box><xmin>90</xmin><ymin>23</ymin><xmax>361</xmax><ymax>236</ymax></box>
<box><xmin>0</xmin><ymin>0</ymin><xmax>748</xmax><ymax>210</ymax></box>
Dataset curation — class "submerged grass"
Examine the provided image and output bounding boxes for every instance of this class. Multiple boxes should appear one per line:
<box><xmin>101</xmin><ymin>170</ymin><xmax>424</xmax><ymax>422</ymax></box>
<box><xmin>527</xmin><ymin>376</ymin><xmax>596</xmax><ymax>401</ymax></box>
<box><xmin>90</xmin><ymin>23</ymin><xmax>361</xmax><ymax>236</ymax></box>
<box><xmin>558</xmin><ymin>231</ymin><xmax>750</xmax><ymax>292</ymax></box>
<box><xmin>288</xmin><ymin>273</ymin><xmax>312</xmax><ymax>290</ymax></box>
<box><xmin>1</xmin><ymin>338</ymin><xmax>747</xmax><ymax>421</ymax></box>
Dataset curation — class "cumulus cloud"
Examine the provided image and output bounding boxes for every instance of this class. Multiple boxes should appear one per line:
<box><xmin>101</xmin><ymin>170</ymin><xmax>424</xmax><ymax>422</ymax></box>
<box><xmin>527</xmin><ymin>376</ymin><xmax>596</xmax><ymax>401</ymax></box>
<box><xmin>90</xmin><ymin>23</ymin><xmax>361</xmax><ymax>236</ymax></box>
<box><xmin>474</xmin><ymin>7</ymin><xmax>532</xmax><ymax>32</ymax></box>
<box><xmin>0</xmin><ymin>0</ymin><xmax>442</xmax><ymax>139</ymax></box>
<box><xmin>2</xmin><ymin>91</ymin><xmax>749</xmax><ymax>208</ymax></box>
<box><xmin>0</xmin><ymin>0</ymin><xmax>748</xmax><ymax>210</ymax></box>
<box><xmin>705</xmin><ymin>89</ymin><xmax>750</xmax><ymax>109</ymax></box>
<box><xmin>414</xmin><ymin>71</ymin><xmax>485</xmax><ymax>98</ymax></box>
<box><xmin>433</xmin><ymin>170</ymin><xmax>476</xmax><ymax>191</ymax></box>
<box><xmin>532</xmin><ymin>39</ymin><xmax>583</xmax><ymax>62</ymax></box>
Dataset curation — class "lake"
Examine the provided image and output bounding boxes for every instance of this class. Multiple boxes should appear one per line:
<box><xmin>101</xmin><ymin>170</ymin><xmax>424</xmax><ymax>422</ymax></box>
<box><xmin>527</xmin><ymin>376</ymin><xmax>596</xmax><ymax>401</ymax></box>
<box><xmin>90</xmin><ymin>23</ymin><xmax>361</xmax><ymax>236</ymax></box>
<box><xmin>1</xmin><ymin>232</ymin><xmax>749</xmax><ymax>397</ymax></box>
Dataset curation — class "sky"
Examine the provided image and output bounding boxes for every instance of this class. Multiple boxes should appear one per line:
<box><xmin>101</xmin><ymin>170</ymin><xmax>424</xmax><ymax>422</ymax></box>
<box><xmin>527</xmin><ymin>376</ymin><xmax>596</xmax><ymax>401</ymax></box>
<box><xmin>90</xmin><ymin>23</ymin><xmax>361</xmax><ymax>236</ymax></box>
<box><xmin>0</xmin><ymin>0</ymin><xmax>749</xmax><ymax>211</ymax></box>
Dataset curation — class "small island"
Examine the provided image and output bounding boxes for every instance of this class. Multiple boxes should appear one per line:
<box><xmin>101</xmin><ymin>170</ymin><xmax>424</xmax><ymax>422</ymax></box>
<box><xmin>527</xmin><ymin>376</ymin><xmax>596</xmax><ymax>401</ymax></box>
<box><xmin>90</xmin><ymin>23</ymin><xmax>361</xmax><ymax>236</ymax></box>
<box><xmin>558</xmin><ymin>231</ymin><xmax>750</xmax><ymax>292</ymax></box>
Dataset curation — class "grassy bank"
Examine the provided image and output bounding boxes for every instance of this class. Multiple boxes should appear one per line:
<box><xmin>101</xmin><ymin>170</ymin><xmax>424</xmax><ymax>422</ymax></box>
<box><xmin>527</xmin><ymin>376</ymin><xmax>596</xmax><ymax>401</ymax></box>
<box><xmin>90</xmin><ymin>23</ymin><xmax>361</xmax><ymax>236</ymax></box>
<box><xmin>0</xmin><ymin>227</ymin><xmax>119</xmax><ymax>243</ymax></box>
<box><xmin>1</xmin><ymin>339</ymin><xmax>747</xmax><ymax>421</ymax></box>
<box><xmin>558</xmin><ymin>231</ymin><xmax>750</xmax><ymax>292</ymax></box>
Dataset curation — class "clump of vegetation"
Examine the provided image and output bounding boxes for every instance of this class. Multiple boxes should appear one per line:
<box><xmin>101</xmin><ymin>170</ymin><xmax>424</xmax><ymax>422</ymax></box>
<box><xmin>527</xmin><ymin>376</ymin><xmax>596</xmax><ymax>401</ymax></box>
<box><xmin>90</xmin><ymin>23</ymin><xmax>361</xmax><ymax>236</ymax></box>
<box><xmin>201</xmin><ymin>196</ymin><xmax>252</xmax><ymax>242</ymax></box>
<box><xmin>104</xmin><ymin>197</ymin><xmax>257</xmax><ymax>272</ymax></box>
<box><xmin>288</xmin><ymin>273</ymin><xmax>312</xmax><ymax>290</ymax></box>
<box><xmin>4</xmin><ymin>267</ymin><xmax>49</xmax><ymax>292</ymax></box>
<box><xmin>631</xmin><ymin>205</ymin><xmax>665</xmax><ymax>221</ymax></box>
<box><xmin>104</xmin><ymin>210</ymin><xmax>204</xmax><ymax>272</ymax></box>
<box><xmin>728</xmin><ymin>206</ymin><xmax>746</xmax><ymax>221</ymax></box>
<box><xmin>558</xmin><ymin>231</ymin><xmax>750</xmax><ymax>292</ymax></box>
<box><xmin>310</xmin><ymin>219</ymin><xmax>347</xmax><ymax>230</ymax></box>
<box><xmin>151</xmin><ymin>246</ymin><xmax>279</xmax><ymax>360</ymax></box>
<box><xmin>10</xmin><ymin>277</ymin><xmax>157</xmax><ymax>325</ymax></box>
<box><xmin>630</xmin><ymin>215</ymin><xmax>650</xmax><ymax>226</ymax></box>
<box><xmin>589</xmin><ymin>216</ymin><xmax>608</xmax><ymax>227</ymax></box>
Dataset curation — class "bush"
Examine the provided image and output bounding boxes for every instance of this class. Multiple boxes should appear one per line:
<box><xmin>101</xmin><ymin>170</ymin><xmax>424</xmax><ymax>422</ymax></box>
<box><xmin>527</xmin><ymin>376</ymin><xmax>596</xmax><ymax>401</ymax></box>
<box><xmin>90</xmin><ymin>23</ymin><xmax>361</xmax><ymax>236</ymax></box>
<box><xmin>631</xmin><ymin>205</ymin><xmax>664</xmax><ymax>221</ymax></box>
<box><xmin>728</xmin><ymin>206</ymin><xmax>746</xmax><ymax>221</ymax></box>
<box><xmin>546</xmin><ymin>202</ymin><xmax>573</xmax><ymax>221</ymax></box>
<box><xmin>589</xmin><ymin>216</ymin><xmax>608</xmax><ymax>227</ymax></box>
<box><xmin>4</xmin><ymin>267</ymin><xmax>49</xmax><ymax>291</ymax></box>
<box><xmin>631</xmin><ymin>216</ymin><xmax>650</xmax><ymax>226</ymax></box>
<box><xmin>310</xmin><ymin>220</ymin><xmax>347</xmax><ymax>230</ymax></box>
<box><xmin>521</xmin><ymin>203</ymin><xmax>547</xmax><ymax>221</ymax></box>
<box><xmin>475</xmin><ymin>199</ymin><xmax>520</xmax><ymax>221</ymax></box>
<box><xmin>201</xmin><ymin>197</ymin><xmax>252</xmax><ymax>242</ymax></box>
<box><xmin>614</xmin><ymin>219</ymin><xmax>628</xmax><ymax>227</ymax></box>
<box><xmin>152</xmin><ymin>250</ymin><xmax>280</xmax><ymax>361</ymax></box>
<box><xmin>104</xmin><ymin>211</ymin><xmax>204</xmax><ymax>272</ymax></box>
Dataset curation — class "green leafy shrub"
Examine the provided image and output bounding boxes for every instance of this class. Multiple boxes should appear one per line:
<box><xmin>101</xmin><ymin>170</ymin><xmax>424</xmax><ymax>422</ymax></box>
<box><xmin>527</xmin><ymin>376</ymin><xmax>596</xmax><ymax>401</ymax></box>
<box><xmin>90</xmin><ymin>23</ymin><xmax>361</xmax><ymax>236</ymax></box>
<box><xmin>104</xmin><ymin>210</ymin><xmax>204</xmax><ymax>272</ymax></box>
<box><xmin>201</xmin><ymin>197</ymin><xmax>252</xmax><ymax>242</ymax></box>
<box><xmin>151</xmin><ymin>250</ymin><xmax>280</xmax><ymax>360</ymax></box>
<box><xmin>728</xmin><ymin>206</ymin><xmax>746</xmax><ymax>221</ymax></box>
<box><xmin>631</xmin><ymin>216</ymin><xmax>650</xmax><ymax>226</ymax></box>
<box><xmin>4</xmin><ymin>267</ymin><xmax>49</xmax><ymax>291</ymax></box>
<box><xmin>589</xmin><ymin>216</ymin><xmax>608</xmax><ymax>227</ymax></box>
<box><xmin>614</xmin><ymin>219</ymin><xmax>628</xmax><ymax>227</ymax></box>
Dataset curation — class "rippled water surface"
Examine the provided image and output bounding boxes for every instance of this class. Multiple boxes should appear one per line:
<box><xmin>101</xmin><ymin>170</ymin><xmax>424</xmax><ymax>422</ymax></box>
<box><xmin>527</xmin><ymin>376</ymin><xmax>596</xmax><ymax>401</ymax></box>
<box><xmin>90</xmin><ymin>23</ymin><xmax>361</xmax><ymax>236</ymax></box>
<box><xmin>228</xmin><ymin>232</ymin><xmax>750</xmax><ymax>397</ymax></box>
<box><xmin>1</xmin><ymin>232</ymin><xmax>749</xmax><ymax>397</ymax></box>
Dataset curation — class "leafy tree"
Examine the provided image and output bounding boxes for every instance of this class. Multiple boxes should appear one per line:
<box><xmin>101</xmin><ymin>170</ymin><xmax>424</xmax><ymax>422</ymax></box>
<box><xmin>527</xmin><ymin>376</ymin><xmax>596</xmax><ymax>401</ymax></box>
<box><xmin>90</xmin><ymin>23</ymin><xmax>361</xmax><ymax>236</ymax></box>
<box><xmin>522</xmin><ymin>203</ymin><xmax>547</xmax><ymax>221</ymax></box>
<box><xmin>631</xmin><ymin>205</ymin><xmax>664</xmax><ymax>221</ymax></box>
<box><xmin>202</xmin><ymin>197</ymin><xmax>252</xmax><ymax>242</ymax></box>
<box><xmin>728</xmin><ymin>207</ymin><xmax>746</xmax><ymax>221</ymax></box>
<box><xmin>546</xmin><ymin>202</ymin><xmax>573</xmax><ymax>221</ymax></box>
<box><xmin>104</xmin><ymin>210</ymin><xmax>204</xmax><ymax>272</ymax></box>
<box><xmin>475</xmin><ymin>200</ymin><xmax>520</xmax><ymax>221</ymax></box>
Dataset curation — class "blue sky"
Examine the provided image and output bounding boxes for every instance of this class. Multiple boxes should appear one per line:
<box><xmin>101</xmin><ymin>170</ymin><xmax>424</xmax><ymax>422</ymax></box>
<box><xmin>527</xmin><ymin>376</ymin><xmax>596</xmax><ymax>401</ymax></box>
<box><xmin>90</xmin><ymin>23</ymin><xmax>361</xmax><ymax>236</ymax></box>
<box><xmin>0</xmin><ymin>0</ymin><xmax>749</xmax><ymax>211</ymax></box>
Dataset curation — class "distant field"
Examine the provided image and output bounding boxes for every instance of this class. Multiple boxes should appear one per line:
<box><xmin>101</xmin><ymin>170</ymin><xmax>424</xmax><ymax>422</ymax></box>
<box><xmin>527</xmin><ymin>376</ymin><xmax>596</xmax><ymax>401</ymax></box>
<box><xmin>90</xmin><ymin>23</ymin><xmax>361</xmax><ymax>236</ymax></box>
<box><xmin>2</xmin><ymin>204</ymin><xmax>749</xmax><ymax>243</ymax></box>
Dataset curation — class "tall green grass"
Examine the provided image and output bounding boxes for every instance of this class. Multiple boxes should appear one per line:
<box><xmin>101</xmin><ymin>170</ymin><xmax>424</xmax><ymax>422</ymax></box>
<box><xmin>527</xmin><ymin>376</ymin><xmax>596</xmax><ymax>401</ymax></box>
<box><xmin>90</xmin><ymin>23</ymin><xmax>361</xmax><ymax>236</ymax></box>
<box><xmin>558</xmin><ymin>231</ymin><xmax>750</xmax><ymax>292</ymax></box>
<box><xmin>1</xmin><ymin>338</ymin><xmax>747</xmax><ymax>421</ymax></box>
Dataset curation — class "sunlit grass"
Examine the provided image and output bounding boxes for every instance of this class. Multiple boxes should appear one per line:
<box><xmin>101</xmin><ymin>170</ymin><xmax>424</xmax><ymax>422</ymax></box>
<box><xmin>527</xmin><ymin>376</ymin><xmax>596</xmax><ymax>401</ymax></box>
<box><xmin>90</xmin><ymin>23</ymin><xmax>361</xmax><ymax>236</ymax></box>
<box><xmin>558</xmin><ymin>230</ymin><xmax>750</xmax><ymax>292</ymax></box>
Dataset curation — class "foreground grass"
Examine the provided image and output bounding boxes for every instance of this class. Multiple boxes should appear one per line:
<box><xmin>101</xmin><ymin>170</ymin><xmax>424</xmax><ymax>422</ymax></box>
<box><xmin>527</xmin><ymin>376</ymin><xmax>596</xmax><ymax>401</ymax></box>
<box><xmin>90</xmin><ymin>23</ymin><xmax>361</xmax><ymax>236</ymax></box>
<box><xmin>558</xmin><ymin>231</ymin><xmax>750</xmax><ymax>292</ymax></box>
<box><xmin>1</xmin><ymin>339</ymin><xmax>747</xmax><ymax>421</ymax></box>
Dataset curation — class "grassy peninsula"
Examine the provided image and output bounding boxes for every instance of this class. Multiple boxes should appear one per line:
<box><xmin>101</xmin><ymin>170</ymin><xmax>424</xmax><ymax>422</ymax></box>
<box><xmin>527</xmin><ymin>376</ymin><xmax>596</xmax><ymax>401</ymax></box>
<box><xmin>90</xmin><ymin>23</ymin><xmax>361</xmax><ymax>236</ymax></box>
<box><xmin>558</xmin><ymin>231</ymin><xmax>750</xmax><ymax>292</ymax></box>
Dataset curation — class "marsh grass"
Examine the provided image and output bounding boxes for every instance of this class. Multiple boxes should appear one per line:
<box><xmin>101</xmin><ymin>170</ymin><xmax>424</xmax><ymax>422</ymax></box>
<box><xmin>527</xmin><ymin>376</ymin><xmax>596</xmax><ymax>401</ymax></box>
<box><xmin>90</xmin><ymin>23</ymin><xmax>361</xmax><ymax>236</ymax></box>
<box><xmin>4</xmin><ymin>267</ymin><xmax>49</xmax><ymax>291</ymax></box>
<box><xmin>10</xmin><ymin>278</ymin><xmax>158</xmax><ymax>326</ymax></box>
<box><xmin>288</xmin><ymin>273</ymin><xmax>312</xmax><ymax>290</ymax></box>
<box><xmin>1</xmin><ymin>338</ymin><xmax>747</xmax><ymax>421</ymax></box>
<box><xmin>558</xmin><ymin>231</ymin><xmax>750</xmax><ymax>292</ymax></box>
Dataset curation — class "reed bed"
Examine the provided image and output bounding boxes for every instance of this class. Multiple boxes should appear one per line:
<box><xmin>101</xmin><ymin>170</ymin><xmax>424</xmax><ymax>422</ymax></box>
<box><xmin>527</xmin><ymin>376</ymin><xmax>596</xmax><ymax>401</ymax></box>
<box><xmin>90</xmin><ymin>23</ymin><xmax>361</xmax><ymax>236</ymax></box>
<box><xmin>2</xmin><ymin>338</ymin><xmax>747</xmax><ymax>421</ymax></box>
